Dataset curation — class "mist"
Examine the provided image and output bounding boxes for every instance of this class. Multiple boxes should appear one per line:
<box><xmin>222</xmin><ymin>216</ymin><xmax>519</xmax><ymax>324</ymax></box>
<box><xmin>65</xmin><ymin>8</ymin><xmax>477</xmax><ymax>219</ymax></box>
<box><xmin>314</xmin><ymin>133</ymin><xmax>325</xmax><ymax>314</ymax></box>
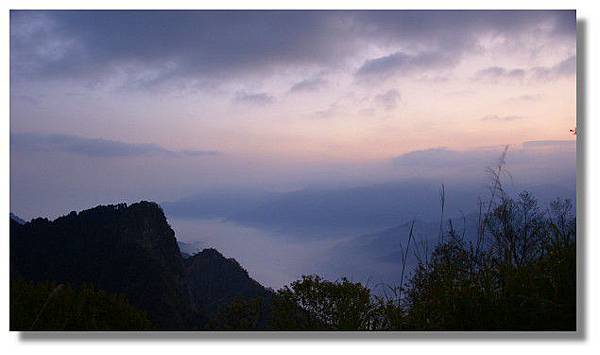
<box><xmin>10</xmin><ymin>136</ymin><xmax>575</xmax><ymax>221</ymax></box>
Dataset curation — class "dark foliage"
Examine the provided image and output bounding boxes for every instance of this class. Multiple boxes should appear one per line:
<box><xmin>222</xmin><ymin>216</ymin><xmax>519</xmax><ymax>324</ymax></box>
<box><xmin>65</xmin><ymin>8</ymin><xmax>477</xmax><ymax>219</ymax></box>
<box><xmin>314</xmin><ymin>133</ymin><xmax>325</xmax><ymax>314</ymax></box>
<box><xmin>404</xmin><ymin>194</ymin><xmax>576</xmax><ymax>330</ymax></box>
<box><xmin>207</xmin><ymin>297</ymin><xmax>271</xmax><ymax>330</ymax></box>
<box><xmin>10</xmin><ymin>280</ymin><xmax>153</xmax><ymax>331</ymax></box>
<box><xmin>270</xmin><ymin>275</ymin><xmax>386</xmax><ymax>330</ymax></box>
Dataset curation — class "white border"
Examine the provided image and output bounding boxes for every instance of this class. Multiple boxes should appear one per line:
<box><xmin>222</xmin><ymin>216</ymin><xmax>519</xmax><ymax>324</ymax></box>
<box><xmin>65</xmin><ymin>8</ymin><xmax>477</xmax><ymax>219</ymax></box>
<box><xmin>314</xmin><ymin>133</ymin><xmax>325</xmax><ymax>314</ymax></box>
<box><xmin>2</xmin><ymin>0</ymin><xmax>599</xmax><ymax>353</ymax></box>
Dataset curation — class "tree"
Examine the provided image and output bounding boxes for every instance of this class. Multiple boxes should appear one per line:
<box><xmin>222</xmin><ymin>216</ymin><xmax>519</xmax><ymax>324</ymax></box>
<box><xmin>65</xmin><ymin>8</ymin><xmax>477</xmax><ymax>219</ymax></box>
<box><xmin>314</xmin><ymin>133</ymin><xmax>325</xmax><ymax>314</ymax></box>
<box><xmin>403</xmin><ymin>194</ymin><xmax>576</xmax><ymax>331</ymax></box>
<box><xmin>207</xmin><ymin>297</ymin><xmax>269</xmax><ymax>330</ymax></box>
<box><xmin>271</xmin><ymin>275</ymin><xmax>384</xmax><ymax>330</ymax></box>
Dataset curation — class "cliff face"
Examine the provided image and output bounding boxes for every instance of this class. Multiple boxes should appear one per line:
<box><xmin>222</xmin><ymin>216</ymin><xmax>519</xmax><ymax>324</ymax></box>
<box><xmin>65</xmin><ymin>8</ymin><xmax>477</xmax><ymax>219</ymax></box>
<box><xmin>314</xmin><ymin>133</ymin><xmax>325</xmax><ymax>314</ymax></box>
<box><xmin>10</xmin><ymin>201</ymin><xmax>194</xmax><ymax>330</ymax></box>
<box><xmin>10</xmin><ymin>201</ymin><xmax>272</xmax><ymax>330</ymax></box>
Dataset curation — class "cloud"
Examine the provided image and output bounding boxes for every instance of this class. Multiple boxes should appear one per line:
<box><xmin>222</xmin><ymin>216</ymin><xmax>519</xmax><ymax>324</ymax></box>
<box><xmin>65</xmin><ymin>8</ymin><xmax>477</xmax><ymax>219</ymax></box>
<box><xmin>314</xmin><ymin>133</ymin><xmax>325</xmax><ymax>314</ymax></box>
<box><xmin>473</xmin><ymin>67</ymin><xmax>526</xmax><ymax>82</ymax></box>
<box><xmin>393</xmin><ymin>147</ymin><xmax>500</xmax><ymax>168</ymax></box>
<box><xmin>504</xmin><ymin>94</ymin><xmax>542</xmax><ymax>103</ymax></box>
<box><xmin>355</xmin><ymin>50</ymin><xmax>456</xmax><ymax>80</ymax></box>
<box><xmin>474</xmin><ymin>55</ymin><xmax>575</xmax><ymax>83</ymax></box>
<box><xmin>392</xmin><ymin>141</ymin><xmax>575</xmax><ymax>177</ymax></box>
<box><xmin>179</xmin><ymin>149</ymin><xmax>220</xmax><ymax>157</ymax></box>
<box><xmin>353</xmin><ymin>11</ymin><xmax>574</xmax><ymax>69</ymax></box>
<box><xmin>11</xmin><ymin>94</ymin><xmax>41</xmax><ymax>106</ymax></box>
<box><xmin>10</xmin><ymin>11</ymin><xmax>355</xmax><ymax>88</ymax></box>
<box><xmin>312</xmin><ymin>103</ymin><xmax>339</xmax><ymax>119</ymax></box>
<box><xmin>373</xmin><ymin>89</ymin><xmax>401</xmax><ymax>111</ymax></box>
<box><xmin>233</xmin><ymin>91</ymin><xmax>275</xmax><ymax>106</ymax></box>
<box><xmin>358</xmin><ymin>108</ymin><xmax>376</xmax><ymax>116</ymax></box>
<box><xmin>10</xmin><ymin>11</ymin><xmax>575</xmax><ymax>89</ymax></box>
<box><xmin>531</xmin><ymin>55</ymin><xmax>576</xmax><ymax>80</ymax></box>
<box><xmin>351</xmin><ymin>10</ymin><xmax>575</xmax><ymax>45</ymax></box>
<box><xmin>481</xmin><ymin>114</ymin><xmax>525</xmax><ymax>122</ymax></box>
<box><xmin>521</xmin><ymin>140</ymin><xmax>576</xmax><ymax>149</ymax></box>
<box><xmin>11</xmin><ymin>132</ymin><xmax>219</xmax><ymax>158</ymax></box>
<box><xmin>289</xmin><ymin>77</ymin><xmax>327</xmax><ymax>93</ymax></box>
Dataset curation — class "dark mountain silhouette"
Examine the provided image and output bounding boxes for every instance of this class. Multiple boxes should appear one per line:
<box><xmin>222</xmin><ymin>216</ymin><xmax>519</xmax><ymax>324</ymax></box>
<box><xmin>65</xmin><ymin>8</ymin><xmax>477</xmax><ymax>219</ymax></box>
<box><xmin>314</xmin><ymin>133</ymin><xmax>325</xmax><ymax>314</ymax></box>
<box><xmin>185</xmin><ymin>248</ymin><xmax>271</xmax><ymax>315</ymax></box>
<box><xmin>10</xmin><ymin>201</ymin><xmax>271</xmax><ymax>330</ymax></box>
<box><xmin>10</xmin><ymin>202</ymin><xmax>193</xmax><ymax>329</ymax></box>
<box><xmin>10</xmin><ymin>213</ymin><xmax>26</xmax><ymax>225</ymax></box>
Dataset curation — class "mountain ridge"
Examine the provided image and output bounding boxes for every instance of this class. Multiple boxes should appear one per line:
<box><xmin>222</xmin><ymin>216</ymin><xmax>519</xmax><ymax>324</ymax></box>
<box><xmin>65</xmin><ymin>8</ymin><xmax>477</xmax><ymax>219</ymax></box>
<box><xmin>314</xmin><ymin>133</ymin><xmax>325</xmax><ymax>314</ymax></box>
<box><xmin>10</xmin><ymin>201</ymin><xmax>271</xmax><ymax>330</ymax></box>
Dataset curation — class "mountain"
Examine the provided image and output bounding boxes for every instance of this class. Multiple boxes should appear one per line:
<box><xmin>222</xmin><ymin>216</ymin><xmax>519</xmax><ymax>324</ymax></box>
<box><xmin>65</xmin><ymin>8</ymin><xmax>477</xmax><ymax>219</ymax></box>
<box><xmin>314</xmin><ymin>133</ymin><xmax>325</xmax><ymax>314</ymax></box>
<box><xmin>164</xmin><ymin>182</ymin><xmax>483</xmax><ymax>233</ymax></box>
<box><xmin>10</xmin><ymin>213</ymin><xmax>26</xmax><ymax>225</ymax></box>
<box><xmin>162</xmin><ymin>189</ymin><xmax>278</xmax><ymax>220</ymax></box>
<box><xmin>313</xmin><ymin>214</ymin><xmax>483</xmax><ymax>289</ymax></box>
<box><xmin>10</xmin><ymin>201</ymin><xmax>271</xmax><ymax>330</ymax></box>
<box><xmin>335</xmin><ymin>214</ymin><xmax>480</xmax><ymax>262</ymax></box>
<box><xmin>185</xmin><ymin>248</ymin><xmax>272</xmax><ymax>315</ymax></box>
<box><xmin>10</xmin><ymin>202</ymin><xmax>193</xmax><ymax>329</ymax></box>
<box><xmin>164</xmin><ymin>181</ymin><xmax>575</xmax><ymax>234</ymax></box>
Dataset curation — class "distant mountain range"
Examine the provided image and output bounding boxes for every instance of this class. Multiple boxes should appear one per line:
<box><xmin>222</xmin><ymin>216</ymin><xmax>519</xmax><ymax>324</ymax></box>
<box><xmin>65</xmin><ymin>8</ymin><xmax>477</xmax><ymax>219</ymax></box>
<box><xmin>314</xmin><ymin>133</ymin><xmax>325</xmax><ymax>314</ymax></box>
<box><xmin>163</xmin><ymin>181</ymin><xmax>575</xmax><ymax>233</ymax></box>
<box><xmin>310</xmin><ymin>214</ymin><xmax>482</xmax><ymax>289</ymax></box>
<box><xmin>10</xmin><ymin>202</ymin><xmax>271</xmax><ymax>330</ymax></box>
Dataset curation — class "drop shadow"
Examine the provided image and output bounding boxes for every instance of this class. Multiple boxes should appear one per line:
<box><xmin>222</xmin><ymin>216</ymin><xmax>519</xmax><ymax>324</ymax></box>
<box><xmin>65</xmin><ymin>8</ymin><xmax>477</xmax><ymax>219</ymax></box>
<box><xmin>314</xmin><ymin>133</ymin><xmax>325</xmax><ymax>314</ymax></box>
<box><xmin>16</xmin><ymin>330</ymin><xmax>584</xmax><ymax>342</ymax></box>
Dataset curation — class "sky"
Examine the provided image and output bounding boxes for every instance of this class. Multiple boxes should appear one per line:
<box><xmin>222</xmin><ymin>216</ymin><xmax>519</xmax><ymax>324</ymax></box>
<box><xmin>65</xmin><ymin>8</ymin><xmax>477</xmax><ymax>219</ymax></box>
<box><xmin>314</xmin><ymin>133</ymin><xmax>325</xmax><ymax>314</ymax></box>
<box><xmin>10</xmin><ymin>10</ymin><xmax>576</xmax><ymax>220</ymax></box>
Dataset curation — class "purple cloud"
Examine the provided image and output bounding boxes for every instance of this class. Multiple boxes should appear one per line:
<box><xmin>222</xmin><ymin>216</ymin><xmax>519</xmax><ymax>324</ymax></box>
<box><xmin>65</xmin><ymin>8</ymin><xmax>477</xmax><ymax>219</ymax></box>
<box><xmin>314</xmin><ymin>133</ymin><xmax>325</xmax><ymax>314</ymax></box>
<box><xmin>11</xmin><ymin>132</ymin><xmax>219</xmax><ymax>158</ymax></box>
